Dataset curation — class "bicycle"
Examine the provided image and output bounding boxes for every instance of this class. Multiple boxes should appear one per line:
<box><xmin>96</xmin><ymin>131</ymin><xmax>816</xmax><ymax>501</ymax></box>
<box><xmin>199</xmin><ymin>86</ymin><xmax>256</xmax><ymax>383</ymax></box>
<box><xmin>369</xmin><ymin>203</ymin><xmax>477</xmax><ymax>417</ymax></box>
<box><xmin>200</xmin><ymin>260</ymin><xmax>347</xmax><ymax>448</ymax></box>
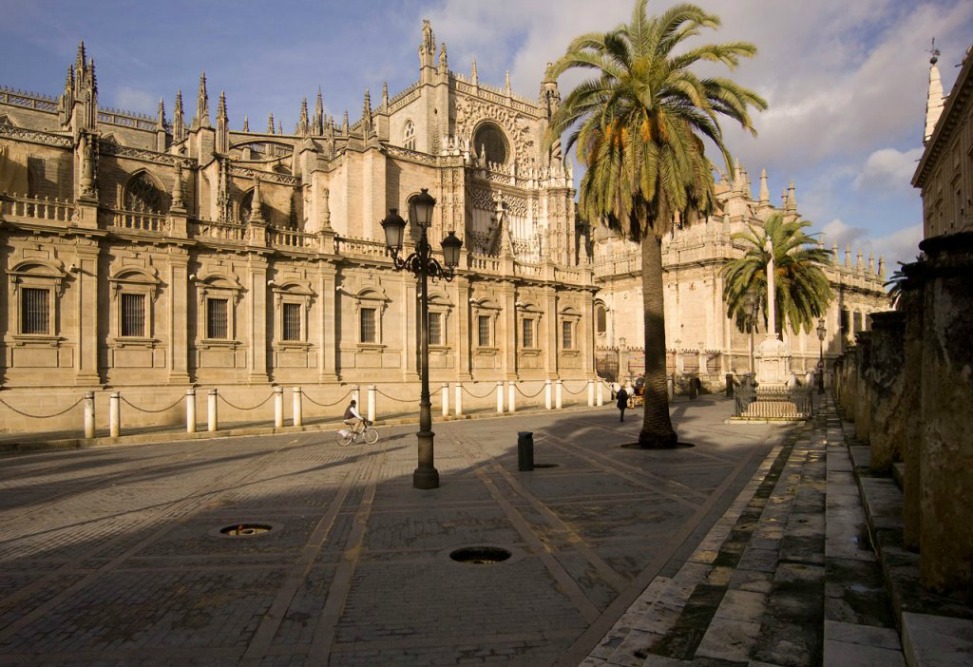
<box><xmin>335</xmin><ymin>419</ymin><xmax>379</xmax><ymax>446</ymax></box>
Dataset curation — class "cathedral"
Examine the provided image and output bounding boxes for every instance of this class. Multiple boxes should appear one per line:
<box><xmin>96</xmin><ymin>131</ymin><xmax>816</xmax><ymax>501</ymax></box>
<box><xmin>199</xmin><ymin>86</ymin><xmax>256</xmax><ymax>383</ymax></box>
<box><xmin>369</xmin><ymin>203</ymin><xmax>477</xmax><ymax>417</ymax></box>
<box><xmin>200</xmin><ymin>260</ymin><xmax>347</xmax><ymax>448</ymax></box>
<box><xmin>0</xmin><ymin>21</ymin><xmax>886</xmax><ymax>435</ymax></box>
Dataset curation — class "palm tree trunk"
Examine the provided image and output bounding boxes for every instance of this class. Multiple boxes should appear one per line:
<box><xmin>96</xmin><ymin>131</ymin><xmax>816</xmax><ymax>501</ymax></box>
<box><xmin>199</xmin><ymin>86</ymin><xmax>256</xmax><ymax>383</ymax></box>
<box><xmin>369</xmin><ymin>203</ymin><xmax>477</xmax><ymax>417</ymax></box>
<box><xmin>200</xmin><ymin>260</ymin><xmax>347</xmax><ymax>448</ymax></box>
<box><xmin>639</xmin><ymin>233</ymin><xmax>678</xmax><ymax>448</ymax></box>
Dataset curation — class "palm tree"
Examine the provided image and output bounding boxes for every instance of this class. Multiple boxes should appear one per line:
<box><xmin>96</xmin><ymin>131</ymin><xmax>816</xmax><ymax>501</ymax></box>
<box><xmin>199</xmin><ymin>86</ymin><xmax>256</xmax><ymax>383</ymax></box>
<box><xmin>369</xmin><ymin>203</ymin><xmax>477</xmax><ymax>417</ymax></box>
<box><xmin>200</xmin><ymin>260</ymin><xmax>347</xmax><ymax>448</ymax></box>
<box><xmin>547</xmin><ymin>1</ymin><xmax>766</xmax><ymax>448</ymax></box>
<box><xmin>722</xmin><ymin>212</ymin><xmax>833</xmax><ymax>336</ymax></box>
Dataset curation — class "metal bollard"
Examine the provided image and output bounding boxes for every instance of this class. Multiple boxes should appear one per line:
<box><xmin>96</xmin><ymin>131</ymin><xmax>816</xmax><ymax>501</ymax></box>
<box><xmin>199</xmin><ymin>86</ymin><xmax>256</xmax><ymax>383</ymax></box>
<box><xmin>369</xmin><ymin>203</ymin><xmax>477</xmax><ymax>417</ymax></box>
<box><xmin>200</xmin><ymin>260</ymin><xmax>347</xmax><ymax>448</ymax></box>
<box><xmin>517</xmin><ymin>431</ymin><xmax>534</xmax><ymax>471</ymax></box>
<box><xmin>292</xmin><ymin>386</ymin><xmax>303</xmax><ymax>427</ymax></box>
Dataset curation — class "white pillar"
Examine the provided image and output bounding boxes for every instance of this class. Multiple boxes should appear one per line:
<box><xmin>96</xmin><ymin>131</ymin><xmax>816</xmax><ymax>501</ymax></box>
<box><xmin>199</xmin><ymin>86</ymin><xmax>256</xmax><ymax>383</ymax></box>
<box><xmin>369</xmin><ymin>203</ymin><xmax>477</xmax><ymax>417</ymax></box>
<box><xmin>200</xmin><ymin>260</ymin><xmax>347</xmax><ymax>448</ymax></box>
<box><xmin>667</xmin><ymin>376</ymin><xmax>675</xmax><ymax>400</ymax></box>
<box><xmin>507</xmin><ymin>380</ymin><xmax>516</xmax><ymax>413</ymax></box>
<box><xmin>596</xmin><ymin>379</ymin><xmax>604</xmax><ymax>406</ymax></box>
<box><xmin>186</xmin><ymin>389</ymin><xmax>196</xmax><ymax>433</ymax></box>
<box><xmin>545</xmin><ymin>379</ymin><xmax>553</xmax><ymax>410</ymax></box>
<box><xmin>292</xmin><ymin>386</ymin><xmax>303</xmax><ymax>427</ymax></box>
<box><xmin>442</xmin><ymin>383</ymin><xmax>449</xmax><ymax>418</ymax></box>
<box><xmin>83</xmin><ymin>391</ymin><xmax>95</xmax><ymax>439</ymax></box>
<box><xmin>555</xmin><ymin>380</ymin><xmax>563</xmax><ymax>410</ymax></box>
<box><xmin>454</xmin><ymin>382</ymin><xmax>463</xmax><ymax>416</ymax></box>
<box><xmin>587</xmin><ymin>378</ymin><xmax>595</xmax><ymax>407</ymax></box>
<box><xmin>496</xmin><ymin>381</ymin><xmax>504</xmax><ymax>414</ymax></box>
<box><xmin>367</xmin><ymin>385</ymin><xmax>376</xmax><ymax>422</ymax></box>
<box><xmin>208</xmin><ymin>389</ymin><xmax>218</xmax><ymax>432</ymax></box>
<box><xmin>274</xmin><ymin>386</ymin><xmax>284</xmax><ymax>428</ymax></box>
<box><xmin>109</xmin><ymin>391</ymin><xmax>120</xmax><ymax>438</ymax></box>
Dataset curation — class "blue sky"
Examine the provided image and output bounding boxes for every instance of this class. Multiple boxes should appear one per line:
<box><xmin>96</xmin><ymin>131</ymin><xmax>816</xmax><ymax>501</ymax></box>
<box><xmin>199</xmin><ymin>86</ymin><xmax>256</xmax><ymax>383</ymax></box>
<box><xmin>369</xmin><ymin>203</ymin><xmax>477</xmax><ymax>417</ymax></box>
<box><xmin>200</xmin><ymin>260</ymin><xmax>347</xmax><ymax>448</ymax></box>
<box><xmin>2</xmin><ymin>0</ymin><xmax>971</xmax><ymax>271</ymax></box>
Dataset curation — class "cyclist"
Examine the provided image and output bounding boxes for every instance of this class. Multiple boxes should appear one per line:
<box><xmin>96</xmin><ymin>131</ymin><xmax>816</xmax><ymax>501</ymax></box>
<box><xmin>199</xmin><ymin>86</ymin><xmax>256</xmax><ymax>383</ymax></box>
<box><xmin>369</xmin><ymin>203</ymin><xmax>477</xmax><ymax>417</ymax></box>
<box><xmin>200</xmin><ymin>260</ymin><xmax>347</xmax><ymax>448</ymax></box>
<box><xmin>343</xmin><ymin>399</ymin><xmax>365</xmax><ymax>434</ymax></box>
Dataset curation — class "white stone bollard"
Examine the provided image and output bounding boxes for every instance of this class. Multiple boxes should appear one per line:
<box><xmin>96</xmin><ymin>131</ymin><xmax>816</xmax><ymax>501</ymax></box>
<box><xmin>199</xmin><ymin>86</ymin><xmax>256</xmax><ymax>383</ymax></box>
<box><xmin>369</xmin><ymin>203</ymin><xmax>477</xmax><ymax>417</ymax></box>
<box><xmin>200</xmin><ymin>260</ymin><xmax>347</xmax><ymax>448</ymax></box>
<box><xmin>367</xmin><ymin>385</ymin><xmax>376</xmax><ymax>422</ymax></box>
<box><xmin>352</xmin><ymin>385</ymin><xmax>361</xmax><ymax>409</ymax></box>
<box><xmin>274</xmin><ymin>386</ymin><xmax>284</xmax><ymax>428</ymax></box>
<box><xmin>555</xmin><ymin>380</ymin><xmax>563</xmax><ymax>410</ymax></box>
<box><xmin>545</xmin><ymin>379</ymin><xmax>553</xmax><ymax>410</ymax></box>
<box><xmin>597</xmin><ymin>380</ymin><xmax>604</xmax><ymax>406</ymax></box>
<box><xmin>208</xmin><ymin>389</ymin><xmax>218</xmax><ymax>432</ymax></box>
<box><xmin>292</xmin><ymin>386</ymin><xmax>303</xmax><ymax>427</ymax></box>
<box><xmin>454</xmin><ymin>382</ymin><xmax>463</xmax><ymax>416</ymax></box>
<box><xmin>109</xmin><ymin>391</ymin><xmax>120</xmax><ymax>438</ymax></box>
<box><xmin>667</xmin><ymin>376</ymin><xmax>675</xmax><ymax>401</ymax></box>
<box><xmin>83</xmin><ymin>391</ymin><xmax>95</xmax><ymax>439</ymax></box>
<box><xmin>186</xmin><ymin>388</ymin><xmax>196</xmax><ymax>433</ymax></box>
<box><xmin>507</xmin><ymin>380</ymin><xmax>516</xmax><ymax>413</ymax></box>
<box><xmin>588</xmin><ymin>379</ymin><xmax>595</xmax><ymax>407</ymax></box>
<box><xmin>496</xmin><ymin>381</ymin><xmax>504</xmax><ymax>414</ymax></box>
<box><xmin>442</xmin><ymin>383</ymin><xmax>449</xmax><ymax>418</ymax></box>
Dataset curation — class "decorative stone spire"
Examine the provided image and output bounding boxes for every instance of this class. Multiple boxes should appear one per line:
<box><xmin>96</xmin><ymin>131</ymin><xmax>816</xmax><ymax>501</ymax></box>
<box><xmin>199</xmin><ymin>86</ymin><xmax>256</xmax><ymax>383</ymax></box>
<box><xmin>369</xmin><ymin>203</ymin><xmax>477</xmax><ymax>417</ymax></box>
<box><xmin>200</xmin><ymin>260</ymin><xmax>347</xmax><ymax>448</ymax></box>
<box><xmin>844</xmin><ymin>247</ymin><xmax>852</xmax><ymax>267</ymax></box>
<box><xmin>878</xmin><ymin>256</ymin><xmax>886</xmax><ymax>279</ymax></box>
<box><xmin>278</xmin><ymin>120</ymin><xmax>283</xmax><ymax>135</ymax></box>
<box><xmin>505</xmin><ymin>70</ymin><xmax>511</xmax><ymax>96</ymax></box>
<box><xmin>382</xmin><ymin>81</ymin><xmax>389</xmax><ymax>111</ymax></box>
<box><xmin>216</xmin><ymin>91</ymin><xmax>229</xmax><ymax>153</ymax></box>
<box><xmin>171</xmin><ymin>160</ymin><xmax>184</xmax><ymax>210</ymax></box>
<box><xmin>250</xmin><ymin>175</ymin><xmax>264</xmax><ymax>223</ymax></box>
<box><xmin>832</xmin><ymin>242</ymin><xmax>839</xmax><ymax>263</ymax></box>
<box><xmin>156</xmin><ymin>99</ymin><xmax>166</xmax><ymax>131</ymax></box>
<box><xmin>361</xmin><ymin>90</ymin><xmax>372</xmax><ymax>137</ymax></box>
<box><xmin>438</xmin><ymin>43</ymin><xmax>448</xmax><ymax>74</ymax></box>
<box><xmin>924</xmin><ymin>39</ymin><xmax>945</xmax><ymax>144</ymax></box>
<box><xmin>419</xmin><ymin>19</ymin><xmax>436</xmax><ymax>77</ymax></box>
<box><xmin>759</xmin><ymin>168</ymin><xmax>770</xmax><ymax>204</ymax></box>
<box><xmin>267</xmin><ymin>113</ymin><xmax>275</xmax><ymax>134</ymax></box>
<box><xmin>242</xmin><ymin>115</ymin><xmax>249</xmax><ymax>132</ymax></box>
<box><xmin>785</xmin><ymin>180</ymin><xmax>797</xmax><ymax>212</ymax></box>
<box><xmin>173</xmin><ymin>91</ymin><xmax>185</xmax><ymax>143</ymax></box>
<box><xmin>297</xmin><ymin>97</ymin><xmax>309</xmax><ymax>137</ymax></box>
<box><xmin>868</xmin><ymin>252</ymin><xmax>875</xmax><ymax>273</ymax></box>
<box><xmin>193</xmin><ymin>73</ymin><xmax>210</xmax><ymax>129</ymax></box>
<box><xmin>314</xmin><ymin>88</ymin><xmax>324</xmax><ymax>135</ymax></box>
<box><xmin>471</xmin><ymin>58</ymin><xmax>479</xmax><ymax>85</ymax></box>
<box><xmin>341</xmin><ymin>110</ymin><xmax>349</xmax><ymax>135</ymax></box>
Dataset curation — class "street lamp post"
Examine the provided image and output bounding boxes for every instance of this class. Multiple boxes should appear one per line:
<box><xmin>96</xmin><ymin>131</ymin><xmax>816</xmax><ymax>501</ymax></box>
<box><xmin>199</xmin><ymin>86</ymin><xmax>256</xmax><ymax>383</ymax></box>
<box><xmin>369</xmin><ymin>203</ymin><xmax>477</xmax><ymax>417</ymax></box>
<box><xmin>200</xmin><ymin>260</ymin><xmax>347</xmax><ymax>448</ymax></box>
<box><xmin>381</xmin><ymin>189</ymin><xmax>462</xmax><ymax>490</ymax></box>
<box><xmin>816</xmin><ymin>318</ymin><xmax>826</xmax><ymax>395</ymax></box>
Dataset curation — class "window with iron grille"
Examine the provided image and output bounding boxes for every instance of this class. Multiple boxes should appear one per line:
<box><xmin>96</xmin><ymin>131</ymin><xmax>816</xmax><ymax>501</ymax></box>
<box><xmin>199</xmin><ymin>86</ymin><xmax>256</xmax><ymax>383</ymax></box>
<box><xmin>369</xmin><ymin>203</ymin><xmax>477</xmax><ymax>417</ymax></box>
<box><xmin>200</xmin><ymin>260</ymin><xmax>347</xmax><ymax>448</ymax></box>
<box><xmin>562</xmin><ymin>320</ymin><xmax>573</xmax><ymax>349</ymax></box>
<box><xmin>21</xmin><ymin>287</ymin><xmax>49</xmax><ymax>334</ymax></box>
<box><xmin>596</xmin><ymin>305</ymin><xmax>607</xmax><ymax>334</ymax></box>
<box><xmin>360</xmin><ymin>308</ymin><xmax>376</xmax><ymax>343</ymax></box>
<box><xmin>477</xmin><ymin>315</ymin><xmax>491</xmax><ymax>346</ymax></box>
<box><xmin>207</xmin><ymin>298</ymin><xmax>229</xmax><ymax>339</ymax></box>
<box><xmin>522</xmin><ymin>318</ymin><xmax>534</xmax><ymax>348</ymax></box>
<box><xmin>428</xmin><ymin>311</ymin><xmax>442</xmax><ymax>345</ymax></box>
<box><xmin>121</xmin><ymin>293</ymin><xmax>145</xmax><ymax>337</ymax></box>
<box><xmin>282</xmin><ymin>303</ymin><xmax>302</xmax><ymax>341</ymax></box>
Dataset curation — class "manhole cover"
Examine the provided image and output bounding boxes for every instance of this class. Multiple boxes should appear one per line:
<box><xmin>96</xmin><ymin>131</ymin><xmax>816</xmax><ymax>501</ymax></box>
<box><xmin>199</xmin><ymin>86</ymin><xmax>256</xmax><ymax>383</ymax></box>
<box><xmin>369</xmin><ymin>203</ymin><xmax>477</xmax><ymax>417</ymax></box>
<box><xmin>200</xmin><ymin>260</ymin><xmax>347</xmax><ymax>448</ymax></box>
<box><xmin>449</xmin><ymin>546</ymin><xmax>512</xmax><ymax>564</ymax></box>
<box><xmin>220</xmin><ymin>523</ymin><xmax>274</xmax><ymax>537</ymax></box>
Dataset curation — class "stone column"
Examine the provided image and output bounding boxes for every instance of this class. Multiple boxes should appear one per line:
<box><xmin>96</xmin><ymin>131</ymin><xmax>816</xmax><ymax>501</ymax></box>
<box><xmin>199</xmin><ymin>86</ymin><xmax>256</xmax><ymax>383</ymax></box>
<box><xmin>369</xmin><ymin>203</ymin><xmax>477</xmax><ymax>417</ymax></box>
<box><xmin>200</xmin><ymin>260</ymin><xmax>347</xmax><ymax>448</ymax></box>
<box><xmin>918</xmin><ymin>232</ymin><xmax>973</xmax><ymax>594</ymax></box>
<box><xmin>853</xmin><ymin>332</ymin><xmax>872</xmax><ymax>444</ymax></box>
<box><xmin>866</xmin><ymin>312</ymin><xmax>906</xmax><ymax>472</ymax></box>
<box><xmin>247</xmin><ymin>259</ymin><xmax>269</xmax><ymax>383</ymax></box>
<box><xmin>168</xmin><ymin>252</ymin><xmax>191</xmax><ymax>384</ymax></box>
<box><xmin>900</xmin><ymin>262</ymin><xmax>925</xmax><ymax>551</ymax></box>
<box><xmin>74</xmin><ymin>242</ymin><xmax>101</xmax><ymax>385</ymax></box>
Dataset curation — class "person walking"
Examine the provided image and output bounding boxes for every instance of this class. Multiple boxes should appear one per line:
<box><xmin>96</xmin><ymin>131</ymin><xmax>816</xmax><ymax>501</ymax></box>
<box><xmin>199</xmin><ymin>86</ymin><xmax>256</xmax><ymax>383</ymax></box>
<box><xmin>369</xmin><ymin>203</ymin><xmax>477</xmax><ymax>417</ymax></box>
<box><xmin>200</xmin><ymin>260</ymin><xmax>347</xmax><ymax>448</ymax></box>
<box><xmin>616</xmin><ymin>385</ymin><xmax>629</xmax><ymax>422</ymax></box>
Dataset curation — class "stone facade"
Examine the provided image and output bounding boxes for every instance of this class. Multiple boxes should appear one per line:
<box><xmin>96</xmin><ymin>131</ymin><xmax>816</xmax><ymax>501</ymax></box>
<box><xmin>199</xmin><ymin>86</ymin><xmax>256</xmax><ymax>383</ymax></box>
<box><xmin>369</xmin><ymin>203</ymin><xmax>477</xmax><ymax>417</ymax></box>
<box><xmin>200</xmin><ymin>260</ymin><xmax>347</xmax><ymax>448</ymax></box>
<box><xmin>0</xmin><ymin>21</ymin><xmax>889</xmax><ymax>436</ymax></box>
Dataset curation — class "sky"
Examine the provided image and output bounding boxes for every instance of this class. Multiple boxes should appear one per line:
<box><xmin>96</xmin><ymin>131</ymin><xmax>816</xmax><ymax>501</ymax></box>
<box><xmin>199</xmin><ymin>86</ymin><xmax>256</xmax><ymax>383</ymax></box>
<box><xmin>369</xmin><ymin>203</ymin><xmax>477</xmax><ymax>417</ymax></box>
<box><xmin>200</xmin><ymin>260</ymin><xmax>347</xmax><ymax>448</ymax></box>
<box><xmin>1</xmin><ymin>0</ymin><xmax>970</xmax><ymax>272</ymax></box>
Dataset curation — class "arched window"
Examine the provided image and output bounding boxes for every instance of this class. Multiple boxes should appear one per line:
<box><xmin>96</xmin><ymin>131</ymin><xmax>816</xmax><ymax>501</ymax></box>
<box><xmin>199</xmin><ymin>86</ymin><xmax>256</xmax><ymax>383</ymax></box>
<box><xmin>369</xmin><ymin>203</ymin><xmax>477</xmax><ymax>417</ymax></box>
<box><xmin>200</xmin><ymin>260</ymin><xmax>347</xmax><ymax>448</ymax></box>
<box><xmin>403</xmin><ymin>120</ymin><xmax>416</xmax><ymax>151</ymax></box>
<box><xmin>125</xmin><ymin>172</ymin><xmax>165</xmax><ymax>213</ymax></box>
<box><xmin>595</xmin><ymin>304</ymin><xmax>607</xmax><ymax>335</ymax></box>
<box><xmin>473</xmin><ymin>122</ymin><xmax>508</xmax><ymax>165</ymax></box>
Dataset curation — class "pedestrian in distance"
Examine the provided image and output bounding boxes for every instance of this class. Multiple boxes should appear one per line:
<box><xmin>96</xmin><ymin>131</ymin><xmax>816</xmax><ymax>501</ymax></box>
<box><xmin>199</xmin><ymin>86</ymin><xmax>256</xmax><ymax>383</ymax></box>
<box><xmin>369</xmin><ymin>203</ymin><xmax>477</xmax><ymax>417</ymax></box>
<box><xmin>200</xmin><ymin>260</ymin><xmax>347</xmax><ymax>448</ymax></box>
<box><xmin>616</xmin><ymin>385</ymin><xmax>629</xmax><ymax>422</ymax></box>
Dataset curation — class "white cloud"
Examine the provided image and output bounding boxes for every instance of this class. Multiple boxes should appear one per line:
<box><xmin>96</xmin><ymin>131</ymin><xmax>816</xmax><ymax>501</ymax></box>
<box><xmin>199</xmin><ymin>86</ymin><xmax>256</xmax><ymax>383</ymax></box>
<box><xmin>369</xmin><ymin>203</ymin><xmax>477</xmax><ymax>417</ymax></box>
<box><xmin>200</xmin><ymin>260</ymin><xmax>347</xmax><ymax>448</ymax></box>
<box><xmin>854</xmin><ymin>147</ymin><xmax>924</xmax><ymax>192</ymax></box>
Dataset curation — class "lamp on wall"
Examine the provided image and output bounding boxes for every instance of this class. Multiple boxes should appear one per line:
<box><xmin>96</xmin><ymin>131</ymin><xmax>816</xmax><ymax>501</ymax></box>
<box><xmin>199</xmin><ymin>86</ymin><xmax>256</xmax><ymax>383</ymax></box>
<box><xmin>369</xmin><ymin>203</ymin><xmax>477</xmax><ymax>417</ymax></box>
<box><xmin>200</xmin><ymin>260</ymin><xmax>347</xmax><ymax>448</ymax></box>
<box><xmin>381</xmin><ymin>188</ymin><xmax>463</xmax><ymax>490</ymax></box>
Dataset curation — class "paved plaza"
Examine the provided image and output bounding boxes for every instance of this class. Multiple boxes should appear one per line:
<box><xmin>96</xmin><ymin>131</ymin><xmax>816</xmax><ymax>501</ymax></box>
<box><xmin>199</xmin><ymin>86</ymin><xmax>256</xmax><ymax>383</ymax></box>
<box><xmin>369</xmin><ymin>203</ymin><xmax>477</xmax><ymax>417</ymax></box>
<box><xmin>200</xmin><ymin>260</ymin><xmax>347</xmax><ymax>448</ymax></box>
<box><xmin>0</xmin><ymin>395</ymin><xmax>927</xmax><ymax>666</ymax></box>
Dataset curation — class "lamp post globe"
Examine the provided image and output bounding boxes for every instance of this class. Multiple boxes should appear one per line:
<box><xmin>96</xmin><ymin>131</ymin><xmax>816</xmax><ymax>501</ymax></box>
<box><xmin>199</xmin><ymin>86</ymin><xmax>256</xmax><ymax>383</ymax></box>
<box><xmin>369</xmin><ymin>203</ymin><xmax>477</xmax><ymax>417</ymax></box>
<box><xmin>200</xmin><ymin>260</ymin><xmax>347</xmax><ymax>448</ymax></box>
<box><xmin>381</xmin><ymin>188</ymin><xmax>463</xmax><ymax>490</ymax></box>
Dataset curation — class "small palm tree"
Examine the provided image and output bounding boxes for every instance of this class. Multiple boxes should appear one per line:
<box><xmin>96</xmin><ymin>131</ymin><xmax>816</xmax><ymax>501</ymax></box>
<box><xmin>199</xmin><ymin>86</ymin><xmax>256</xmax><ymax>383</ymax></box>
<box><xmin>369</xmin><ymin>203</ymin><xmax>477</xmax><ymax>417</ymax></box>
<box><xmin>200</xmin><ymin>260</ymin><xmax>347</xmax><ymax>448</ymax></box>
<box><xmin>722</xmin><ymin>212</ymin><xmax>833</xmax><ymax>336</ymax></box>
<box><xmin>547</xmin><ymin>0</ymin><xmax>766</xmax><ymax>448</ymax></box>
<box><xmin>884</xmin><ymin>255</ymin><xmax>923</xmax><ymax>309</ymax></box>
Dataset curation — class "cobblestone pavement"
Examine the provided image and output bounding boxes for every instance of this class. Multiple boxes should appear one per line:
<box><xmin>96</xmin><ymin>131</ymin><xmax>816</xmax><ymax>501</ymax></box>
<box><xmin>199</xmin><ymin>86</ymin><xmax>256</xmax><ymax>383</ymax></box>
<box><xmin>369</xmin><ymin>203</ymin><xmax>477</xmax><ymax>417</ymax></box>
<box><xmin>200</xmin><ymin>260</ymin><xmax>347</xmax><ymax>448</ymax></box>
<box><xmin>0</xmin><ymin>395</ymin><xmax>904</xmax><ymax>666</ymax></box>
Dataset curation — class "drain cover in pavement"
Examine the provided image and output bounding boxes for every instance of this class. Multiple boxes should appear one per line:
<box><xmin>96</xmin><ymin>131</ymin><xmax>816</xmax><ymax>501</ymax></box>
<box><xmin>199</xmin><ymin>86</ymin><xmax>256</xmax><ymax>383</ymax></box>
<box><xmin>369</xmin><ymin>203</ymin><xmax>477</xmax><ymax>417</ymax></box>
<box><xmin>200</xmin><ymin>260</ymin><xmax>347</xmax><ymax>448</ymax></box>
<box><xmin>449</xmin><ymin>546</ymin><xmax>512</xmax><ymax>564</ymax></box>
<box><xmin>219</xmin><ymin>523</ymin><xmax>274</xmax><ymax>537</ymax></box>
